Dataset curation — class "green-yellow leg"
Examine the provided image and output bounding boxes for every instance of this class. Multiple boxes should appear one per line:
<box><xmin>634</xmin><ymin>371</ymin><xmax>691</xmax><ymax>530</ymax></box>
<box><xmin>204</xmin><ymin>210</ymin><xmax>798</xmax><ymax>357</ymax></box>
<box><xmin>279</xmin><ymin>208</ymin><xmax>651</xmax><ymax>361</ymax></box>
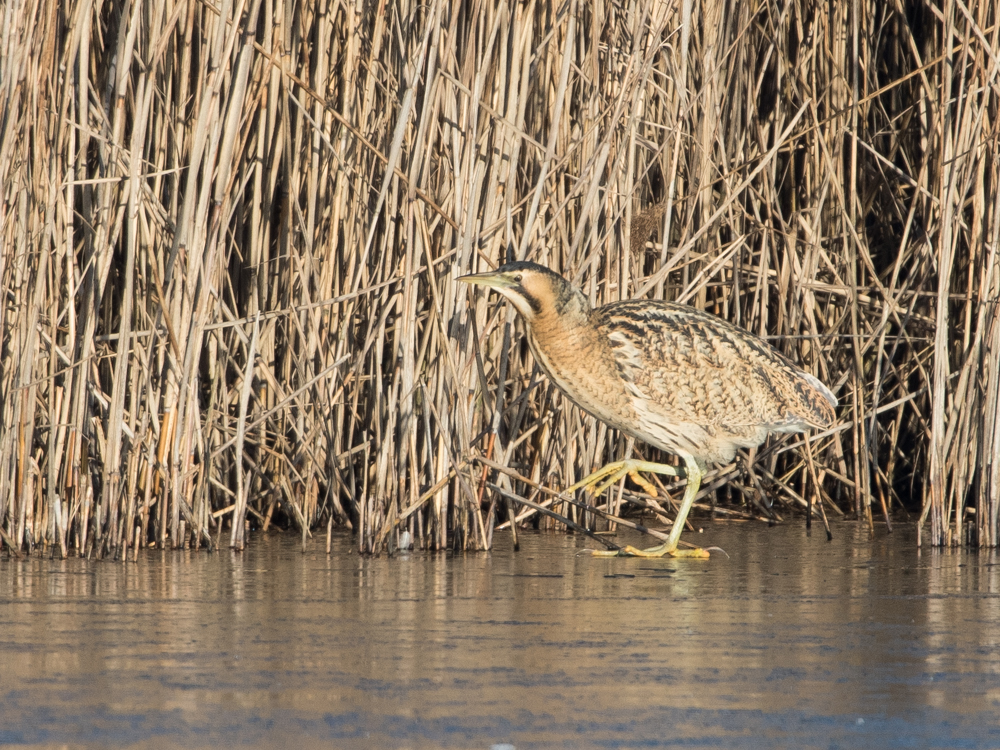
<box><xmin>581</xmin><ymin>455</ymin><xmax>710</xmax><ymax>559</ymax></box>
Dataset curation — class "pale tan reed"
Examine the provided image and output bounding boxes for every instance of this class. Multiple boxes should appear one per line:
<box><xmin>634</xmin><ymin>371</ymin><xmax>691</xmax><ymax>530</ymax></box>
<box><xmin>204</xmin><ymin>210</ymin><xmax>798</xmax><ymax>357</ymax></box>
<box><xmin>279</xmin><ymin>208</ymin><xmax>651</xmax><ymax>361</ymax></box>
<box><xmin>0</xmin><ymin>0</ymin><xmax>997</xmax><ymax>556</ymax></box>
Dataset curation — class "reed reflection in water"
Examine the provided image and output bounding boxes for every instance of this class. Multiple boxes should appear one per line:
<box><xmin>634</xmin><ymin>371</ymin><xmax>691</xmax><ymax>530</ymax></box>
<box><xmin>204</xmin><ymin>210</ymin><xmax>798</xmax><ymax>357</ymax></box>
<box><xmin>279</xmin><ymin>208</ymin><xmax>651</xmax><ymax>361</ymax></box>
<box><xmin>1</xmin><ymin>521</ymin><xmax>998</xmax><ymax>749</ymax></box>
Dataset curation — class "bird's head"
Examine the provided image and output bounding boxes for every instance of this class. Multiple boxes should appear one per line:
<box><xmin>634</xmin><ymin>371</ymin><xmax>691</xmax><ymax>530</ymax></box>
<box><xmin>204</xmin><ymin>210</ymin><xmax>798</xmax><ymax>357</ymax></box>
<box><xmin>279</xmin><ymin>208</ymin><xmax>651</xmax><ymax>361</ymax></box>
<box><xmin>458</xmin><ymin>261</ymin><xmax>589</xmax><ymax>323</ymax></box>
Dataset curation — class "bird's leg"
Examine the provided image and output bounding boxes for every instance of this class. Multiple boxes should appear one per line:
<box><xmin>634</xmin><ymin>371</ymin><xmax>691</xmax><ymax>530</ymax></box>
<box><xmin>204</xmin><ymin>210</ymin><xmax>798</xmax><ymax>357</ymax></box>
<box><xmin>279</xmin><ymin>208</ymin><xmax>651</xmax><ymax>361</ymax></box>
<box><xmin>564</xmin><ymin>459</ymin><xmax>685</xmax><ymax>497</ymax></box>
<box><xmin>588</xmin><ymin>456</ymin><xmax>710</xmax><ymax>559</ymax></box>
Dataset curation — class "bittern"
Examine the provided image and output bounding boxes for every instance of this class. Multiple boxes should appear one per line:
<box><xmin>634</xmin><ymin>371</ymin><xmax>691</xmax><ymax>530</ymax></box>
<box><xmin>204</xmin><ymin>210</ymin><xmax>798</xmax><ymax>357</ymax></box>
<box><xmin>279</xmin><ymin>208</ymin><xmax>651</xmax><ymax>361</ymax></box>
<box><xmin>459</xmin><ymin>261</ymin><xmax>837</xmax><ymax>558</ymax></box>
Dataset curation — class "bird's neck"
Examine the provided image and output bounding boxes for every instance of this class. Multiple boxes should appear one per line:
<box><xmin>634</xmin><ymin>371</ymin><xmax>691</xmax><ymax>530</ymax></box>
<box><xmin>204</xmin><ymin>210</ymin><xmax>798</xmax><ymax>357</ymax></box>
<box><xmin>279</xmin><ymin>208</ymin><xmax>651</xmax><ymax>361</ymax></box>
<box><xmin>523</xmin><ymin>288</ymin><xmax>629</xmax><ymax>431</ymax></box>
<box><xmin>524</xmin><ymin>288</ymin><xmax>593</xmax><ymax>381</ymax></box>
<box><xmin>533</xmin><ymin>287</ymin><xmax>590</xmax><ymax>337</ymax></box>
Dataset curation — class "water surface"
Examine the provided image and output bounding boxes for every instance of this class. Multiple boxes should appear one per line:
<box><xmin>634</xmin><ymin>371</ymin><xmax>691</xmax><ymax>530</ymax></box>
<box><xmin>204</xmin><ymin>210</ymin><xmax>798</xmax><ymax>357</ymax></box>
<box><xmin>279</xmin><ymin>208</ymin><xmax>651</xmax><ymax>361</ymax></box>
<box><xmin>2</xmin><ymin>520</ymin><xmax>998</xmax><ymax>749</ymax></box>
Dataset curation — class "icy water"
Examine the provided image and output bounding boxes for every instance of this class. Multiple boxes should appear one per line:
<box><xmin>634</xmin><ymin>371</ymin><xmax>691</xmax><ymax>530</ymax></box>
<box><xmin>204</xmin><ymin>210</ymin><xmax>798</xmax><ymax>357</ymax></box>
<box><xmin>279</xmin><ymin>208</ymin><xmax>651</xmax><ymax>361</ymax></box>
<box><xmin>1</xmin><ymin>521</ymin><xmax>999</xmax><ymax>750</ymax></box>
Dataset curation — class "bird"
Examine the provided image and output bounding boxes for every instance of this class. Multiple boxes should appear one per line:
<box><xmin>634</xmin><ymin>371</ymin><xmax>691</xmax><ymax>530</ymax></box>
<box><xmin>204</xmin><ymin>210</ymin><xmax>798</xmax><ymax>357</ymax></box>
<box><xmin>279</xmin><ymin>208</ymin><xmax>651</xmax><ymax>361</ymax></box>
<box><xmin>459</xmin><ymin>260</ymin><xmax>838</xmax><ymax>558</ymax></box>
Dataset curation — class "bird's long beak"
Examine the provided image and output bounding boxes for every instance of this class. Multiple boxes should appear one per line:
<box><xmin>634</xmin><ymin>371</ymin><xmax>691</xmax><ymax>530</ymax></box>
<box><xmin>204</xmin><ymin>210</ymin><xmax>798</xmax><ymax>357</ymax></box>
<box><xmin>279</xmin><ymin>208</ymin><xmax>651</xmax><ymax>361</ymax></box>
<box><xmin>457</xmin><ymin>270</ymin><xmax>513</xmax><ymax>290</ymax></box>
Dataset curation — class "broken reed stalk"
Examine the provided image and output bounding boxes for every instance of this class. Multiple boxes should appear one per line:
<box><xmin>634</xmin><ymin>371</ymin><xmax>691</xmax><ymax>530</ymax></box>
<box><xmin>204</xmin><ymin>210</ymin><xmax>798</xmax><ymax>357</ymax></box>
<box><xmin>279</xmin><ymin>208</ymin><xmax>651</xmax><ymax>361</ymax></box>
<box><xmin>0</xmin><ymin>0</ymin><xmax>997</xmax><ymax>557</ymax></box>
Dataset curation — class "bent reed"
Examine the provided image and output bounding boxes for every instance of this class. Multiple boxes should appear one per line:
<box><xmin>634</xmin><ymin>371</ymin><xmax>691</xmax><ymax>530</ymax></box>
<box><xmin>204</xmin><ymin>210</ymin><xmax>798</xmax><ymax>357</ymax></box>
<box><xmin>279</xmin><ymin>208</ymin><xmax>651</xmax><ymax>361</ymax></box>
<box><xmin>1</xmin><ymin>0</ymin><xmax>997</xmax><ymax>557</ymax></box>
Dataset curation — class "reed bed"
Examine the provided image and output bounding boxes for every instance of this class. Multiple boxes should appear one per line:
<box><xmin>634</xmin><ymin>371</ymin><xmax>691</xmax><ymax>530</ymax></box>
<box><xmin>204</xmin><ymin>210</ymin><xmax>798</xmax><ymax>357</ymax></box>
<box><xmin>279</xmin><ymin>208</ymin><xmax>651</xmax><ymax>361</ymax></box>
<box><xmin>0</xmin><ymin>0</ymin><xmax>997</xmax><ymax>557</ymax></box>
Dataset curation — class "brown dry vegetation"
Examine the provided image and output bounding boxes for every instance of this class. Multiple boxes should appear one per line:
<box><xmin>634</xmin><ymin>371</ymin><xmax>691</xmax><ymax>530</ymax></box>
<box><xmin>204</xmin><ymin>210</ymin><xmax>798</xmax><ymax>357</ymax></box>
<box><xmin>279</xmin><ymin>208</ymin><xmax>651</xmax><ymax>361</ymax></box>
<box><xmin>1</xmin><ymin>0</ymin><xmax>998</xmax><ymax>557</ymax></box>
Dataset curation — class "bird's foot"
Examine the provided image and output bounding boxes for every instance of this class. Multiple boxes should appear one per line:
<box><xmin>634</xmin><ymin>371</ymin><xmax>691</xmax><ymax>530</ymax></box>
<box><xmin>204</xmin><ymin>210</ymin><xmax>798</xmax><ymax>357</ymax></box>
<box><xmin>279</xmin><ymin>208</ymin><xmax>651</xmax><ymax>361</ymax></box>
<box><xmin>564</xmin><ymin>459</ymin><xmax>684</xmax><ymax>497</ymax></box>
<box><xmin>588</xmin><ymin>544</ymin><xmax>710</xmax><ymax>559</ymax></box>
<box><xmin>624</xmin><ymin>470</ymin><xmax>659</xmax><ymax>497</ymax></box>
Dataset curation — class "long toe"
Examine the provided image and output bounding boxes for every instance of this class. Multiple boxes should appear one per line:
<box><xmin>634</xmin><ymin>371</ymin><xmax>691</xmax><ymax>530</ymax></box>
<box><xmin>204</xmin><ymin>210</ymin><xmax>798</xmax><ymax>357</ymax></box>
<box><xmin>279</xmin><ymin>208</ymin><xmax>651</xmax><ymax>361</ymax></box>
<box><xmin>668</xmin><ymin>547</ymin><xmax>711</xmax><ymax>559</ymax></box>
<box><xmin>586</xmin><ymin>545</ymin><xmax>655</xmax><ymax>557</ymax></box>
<box><xmin>587</xmin><ymin>548</ymin><xmax>626</xmax><ymax>557</ymax></box>
<box><xmin>587</xmin><ymin>544</ymin><xmax>710</xmax><ymax>558</ymax></box>
<box><xmin>623</xmin><ymin>544</ymin><xmax>671</xmax><ymax>558</ymax></box>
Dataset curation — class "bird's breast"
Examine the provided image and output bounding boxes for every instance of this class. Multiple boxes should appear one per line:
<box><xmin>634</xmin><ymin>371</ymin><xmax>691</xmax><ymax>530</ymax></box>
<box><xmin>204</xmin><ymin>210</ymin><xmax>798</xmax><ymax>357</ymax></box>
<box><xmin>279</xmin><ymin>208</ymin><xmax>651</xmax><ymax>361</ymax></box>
<box><xmin>525</xmin><ymin>312</ymin><xmax>637</xmax><ymax>431</ymax></box>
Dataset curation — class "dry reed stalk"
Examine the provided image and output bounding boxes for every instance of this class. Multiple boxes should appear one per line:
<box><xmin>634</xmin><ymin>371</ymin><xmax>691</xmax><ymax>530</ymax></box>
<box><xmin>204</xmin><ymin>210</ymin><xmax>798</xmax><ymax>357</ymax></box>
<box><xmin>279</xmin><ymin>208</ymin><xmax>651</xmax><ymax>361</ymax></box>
<box><xmin>0</xmin><ymin>0</ymin><xmax>997</xmax><ymax>557</ymax></box>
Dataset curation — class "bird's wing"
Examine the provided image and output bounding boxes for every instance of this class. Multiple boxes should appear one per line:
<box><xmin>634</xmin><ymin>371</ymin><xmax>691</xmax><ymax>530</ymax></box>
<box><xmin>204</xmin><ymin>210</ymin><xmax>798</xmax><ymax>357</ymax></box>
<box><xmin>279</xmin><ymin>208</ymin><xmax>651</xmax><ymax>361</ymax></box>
<box><xmin>599</xmin><ymin>301</ymin><xmax>827</xmax><ymax>432</ymax></box>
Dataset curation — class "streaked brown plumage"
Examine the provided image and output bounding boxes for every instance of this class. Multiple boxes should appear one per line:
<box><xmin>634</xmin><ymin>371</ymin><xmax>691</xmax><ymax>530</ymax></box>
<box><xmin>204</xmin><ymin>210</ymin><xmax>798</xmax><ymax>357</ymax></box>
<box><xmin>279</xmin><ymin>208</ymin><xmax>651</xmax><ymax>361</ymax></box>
<box><xmin>459</xmin><ymin>261</ymin><xmax>837</xmax><ymax>558</ymax></box>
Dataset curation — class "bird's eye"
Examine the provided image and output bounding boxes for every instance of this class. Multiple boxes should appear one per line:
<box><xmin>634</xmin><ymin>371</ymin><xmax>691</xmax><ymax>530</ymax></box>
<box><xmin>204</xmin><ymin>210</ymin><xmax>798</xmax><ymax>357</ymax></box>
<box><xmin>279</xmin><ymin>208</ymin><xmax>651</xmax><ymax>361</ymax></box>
<box><xmin>514</xmin><ymin>274</ymin><xmax>522</xmax><ymax>283</ymax></box>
